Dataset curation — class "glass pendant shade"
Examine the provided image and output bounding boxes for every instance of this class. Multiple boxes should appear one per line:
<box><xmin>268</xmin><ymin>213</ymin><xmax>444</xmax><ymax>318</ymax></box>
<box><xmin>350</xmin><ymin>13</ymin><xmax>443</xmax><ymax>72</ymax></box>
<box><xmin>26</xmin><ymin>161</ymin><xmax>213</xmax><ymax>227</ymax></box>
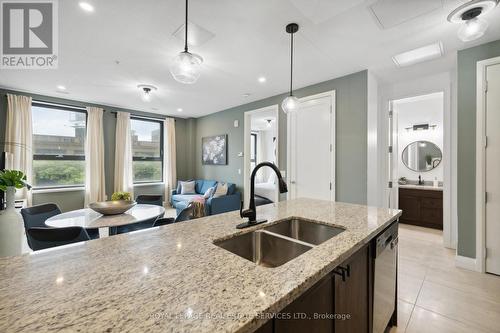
<box><xmin>458</xmin><ymin>17</ymin><xmax>488</xmax><ymax>42</ymax></box>
<box><xmin>281</xmin><ymin>95</ymin><xmax>300</xmax><ymax>114</ymax></box>
<box><xmin>169</xmin><ymin>51</ymin><xmax>203</xmax><ymax>84</ymax></box>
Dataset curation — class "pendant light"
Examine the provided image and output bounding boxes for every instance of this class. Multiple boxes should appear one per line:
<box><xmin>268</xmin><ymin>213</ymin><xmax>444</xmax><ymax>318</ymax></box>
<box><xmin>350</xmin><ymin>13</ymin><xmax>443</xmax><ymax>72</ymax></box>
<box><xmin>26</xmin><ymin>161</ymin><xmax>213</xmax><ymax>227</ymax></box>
<box><xmin>447</xmin><ymin>0</ymin><xmax>498</xmax><ymax>42</ymax></box>
<box><xmin>281</xmin><ymin>23</ymin><xmax>300</xmax><ymax>114</ymax></box>
<box><xmin>169</xmin><ymin>0</ymin><xmax>203</xmax><ymax>84</ymax></box>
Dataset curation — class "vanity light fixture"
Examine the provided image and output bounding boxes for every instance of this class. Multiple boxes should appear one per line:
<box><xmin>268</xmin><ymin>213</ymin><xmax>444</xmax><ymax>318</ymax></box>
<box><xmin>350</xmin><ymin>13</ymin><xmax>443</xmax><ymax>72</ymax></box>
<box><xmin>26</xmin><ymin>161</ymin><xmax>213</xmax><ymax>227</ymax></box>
<box><xmin>281</xmin><ymin>23</ymin><xmax>300</xmax><ymax>114</ymax></box>
<box><xmin>405</xmin><ymin>123</ymin><xmax>437</xmax><ymax>131</ymax></box>
<box><xmin>137</xmin><ymin>84</ymin><xmax>157</xmax><ymax>102</ymax></box>
<box><xmin>447</xmin><ymin>0</ymin><xmax>498</xmax><ymax>42</ymax></box>
<box><xmin>169</xmin><ymin>0</ymin><xmax>203</xmax><ymax>84</ymax></box>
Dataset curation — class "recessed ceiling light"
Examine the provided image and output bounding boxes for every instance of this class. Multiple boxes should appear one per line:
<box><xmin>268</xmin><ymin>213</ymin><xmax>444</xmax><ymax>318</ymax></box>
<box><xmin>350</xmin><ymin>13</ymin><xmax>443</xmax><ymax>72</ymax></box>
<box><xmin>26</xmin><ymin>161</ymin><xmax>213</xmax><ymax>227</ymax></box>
<box><xmin>258</xmin><ymin>76</ymin><xmax>267</xmax><ymax>83</ymax></box>
<box><xmin>177</xmin><ymin>108</ymin><xmax>183</xmax><ymax>112</ymax></box>
<box><xmin>392</xmin><ymin>42</ymin><xmax>444</xmax><ymax>67</ymax></box>
<box><xmin>56</xmin><ymin>85</ymin><xmax>66</xmax><ymax>91</ymax></box>
<box><xmin>79</xmin><ymin>2</ymin><xmax>94</xmax><ymax>12</ymax></box>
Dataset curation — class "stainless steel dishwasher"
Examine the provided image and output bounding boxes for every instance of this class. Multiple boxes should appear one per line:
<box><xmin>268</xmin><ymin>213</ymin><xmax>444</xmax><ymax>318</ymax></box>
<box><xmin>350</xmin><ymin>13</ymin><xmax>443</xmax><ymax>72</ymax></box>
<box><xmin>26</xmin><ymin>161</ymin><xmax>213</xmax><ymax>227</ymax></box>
<box><xmin>373</xmin><ymin>222</ymin><xmax>398</xmax><ymax>333</ymax></box>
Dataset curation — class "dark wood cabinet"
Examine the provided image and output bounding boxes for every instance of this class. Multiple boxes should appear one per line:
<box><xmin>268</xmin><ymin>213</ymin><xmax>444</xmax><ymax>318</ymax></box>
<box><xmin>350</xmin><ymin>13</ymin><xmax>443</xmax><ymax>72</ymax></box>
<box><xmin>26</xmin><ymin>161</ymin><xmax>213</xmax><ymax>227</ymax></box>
<box><xmin>334</xmin><ymin>245</ymin><xmax>370</xmax><ymax>333</ymax></box>
<box><xmin>256</xmin><ymin>244</ymin><xmax>372</xmax><ymax>333</ymax></box>
<box><xmin>274</xmin><ymin>274</ymin><xmax>333</xmax><ymax>333</ymax></box>
<box><xmin>399</xmin><ymin>188</ymin><xmax>442</xmax><ymax>229</ymax></box>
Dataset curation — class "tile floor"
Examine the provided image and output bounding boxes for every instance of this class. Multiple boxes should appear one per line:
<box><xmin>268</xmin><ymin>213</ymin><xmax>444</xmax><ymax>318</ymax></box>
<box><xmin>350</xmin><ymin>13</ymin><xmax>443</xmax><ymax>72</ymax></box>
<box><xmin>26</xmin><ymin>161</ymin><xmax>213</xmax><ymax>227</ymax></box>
<box><xmin>391</xmin><ymin>224</ymin><xmax>500</xmax><ymax>333</ymax></box>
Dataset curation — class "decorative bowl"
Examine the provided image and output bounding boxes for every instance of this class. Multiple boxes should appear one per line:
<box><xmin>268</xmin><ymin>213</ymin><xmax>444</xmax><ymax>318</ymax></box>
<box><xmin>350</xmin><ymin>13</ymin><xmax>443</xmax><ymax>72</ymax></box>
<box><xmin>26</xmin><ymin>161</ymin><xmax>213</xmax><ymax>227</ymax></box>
<box><xmin>89</xmin><ymin>200</ymin><xmax>136</xmax><ymax>215</ymax></box>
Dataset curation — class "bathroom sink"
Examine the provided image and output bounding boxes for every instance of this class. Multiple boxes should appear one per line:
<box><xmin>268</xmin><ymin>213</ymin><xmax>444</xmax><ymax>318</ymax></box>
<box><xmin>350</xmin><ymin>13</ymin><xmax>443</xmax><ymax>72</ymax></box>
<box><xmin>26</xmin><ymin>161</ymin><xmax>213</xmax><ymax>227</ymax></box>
<box><xmin>214</xmin><ymin>230</ymin><xmax>313</xmax><ymax>268</ymax></box>
<box><xmin>263</xmin><ymin>218</ymin><xmax>345</xmax><ymax>245</ymax></box>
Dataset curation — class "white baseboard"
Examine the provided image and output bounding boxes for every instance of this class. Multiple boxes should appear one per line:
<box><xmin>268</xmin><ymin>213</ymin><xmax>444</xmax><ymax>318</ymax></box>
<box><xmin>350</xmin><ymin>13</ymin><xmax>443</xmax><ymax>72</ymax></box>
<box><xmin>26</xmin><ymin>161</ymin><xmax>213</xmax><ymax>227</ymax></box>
<box><xmin>455</xmin><ymin>255</ymin><xmax>478</xmax><ymax>271</ymax></box>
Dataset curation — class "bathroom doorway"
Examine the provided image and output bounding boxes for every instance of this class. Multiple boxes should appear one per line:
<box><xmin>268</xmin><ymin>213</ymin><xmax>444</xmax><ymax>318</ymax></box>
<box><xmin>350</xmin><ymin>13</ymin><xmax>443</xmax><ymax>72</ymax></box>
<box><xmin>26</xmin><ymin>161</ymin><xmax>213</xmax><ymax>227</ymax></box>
<box><xmin>388</xmin><ymin>92</ymin><xmax>450</xmax><ymax>237</ymax></box>
<box><xmin>243</xmin><ymin>105</ymin><xmax>279</xmax><ymax>207</ymax></box>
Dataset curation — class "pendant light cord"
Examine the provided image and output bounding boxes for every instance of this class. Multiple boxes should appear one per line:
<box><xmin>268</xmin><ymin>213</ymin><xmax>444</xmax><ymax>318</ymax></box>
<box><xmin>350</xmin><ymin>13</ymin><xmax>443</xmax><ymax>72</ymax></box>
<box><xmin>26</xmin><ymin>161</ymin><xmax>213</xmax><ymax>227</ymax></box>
<box><xmin>290</xmin><ymin>31</ymin><xmax>294</xmax><ymax>96</ymax></box>
<box><xmin>184</xmin><ymin>0</ymin><xmax>189</xmax><ymax>52</ymax></box>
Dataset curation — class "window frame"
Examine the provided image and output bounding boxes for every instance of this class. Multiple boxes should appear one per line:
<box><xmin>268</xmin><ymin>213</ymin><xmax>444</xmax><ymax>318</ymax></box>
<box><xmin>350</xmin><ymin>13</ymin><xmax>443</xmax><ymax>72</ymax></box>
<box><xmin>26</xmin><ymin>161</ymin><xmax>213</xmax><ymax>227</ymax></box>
<box><xmin>130</xmin><ymin>116</ymin><xmax>164</xmax><ymax>184</ymax></box>
<box><xmin>31</xmin><ymin>101</ymin><xmax>87</xmax><ymax>190</ymax></box>
<box><xmin>250</xmin><ymin>132</ymin><xmax>257</xmax><ymax>164</ymax></box>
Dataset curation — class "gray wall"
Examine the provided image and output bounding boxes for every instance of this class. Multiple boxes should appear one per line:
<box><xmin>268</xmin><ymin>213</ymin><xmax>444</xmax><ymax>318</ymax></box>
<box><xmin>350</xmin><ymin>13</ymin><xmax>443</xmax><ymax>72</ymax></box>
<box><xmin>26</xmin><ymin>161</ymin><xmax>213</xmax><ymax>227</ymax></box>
<box><xmin>194</xmin><ymin>70</ymin><xmax>368</xmax><ymax>205</ymax></box>
<box><xmin>457</xmin><ymin>39</ymin><xmax>500</xmax><ymax>258</ymax></box>
<box><xmin>0</xmin><ymin>88</ymin><xmax>191</xmax><ymax>212</ymax></box>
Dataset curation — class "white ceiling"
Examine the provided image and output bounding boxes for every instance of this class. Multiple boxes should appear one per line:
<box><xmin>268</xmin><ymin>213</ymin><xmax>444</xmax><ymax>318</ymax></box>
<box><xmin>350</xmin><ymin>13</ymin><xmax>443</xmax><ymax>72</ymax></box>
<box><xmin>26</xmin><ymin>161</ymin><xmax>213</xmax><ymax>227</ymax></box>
<box><xmin>1</xmin><ymin>0</ymin><xmax>500</xmax><ymax>118</ymax></box>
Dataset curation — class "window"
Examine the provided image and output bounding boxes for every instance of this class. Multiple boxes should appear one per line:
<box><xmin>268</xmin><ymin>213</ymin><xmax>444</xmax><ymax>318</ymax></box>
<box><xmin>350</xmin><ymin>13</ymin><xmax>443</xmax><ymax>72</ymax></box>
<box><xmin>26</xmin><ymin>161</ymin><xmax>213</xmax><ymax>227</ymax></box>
<box><xmin>131</xmin><ymin>118</ymin><xmax>163</xmax><ymax>183</ymax></box>
<box><xmin>250</xmin><ymin>132</ymin><xmax>257</xmax><ymax>170</ymax></box>
<box><xmin>32</xmin><ymin>103</ymin><xmax>86</xmax><ymax>188</ymax></box>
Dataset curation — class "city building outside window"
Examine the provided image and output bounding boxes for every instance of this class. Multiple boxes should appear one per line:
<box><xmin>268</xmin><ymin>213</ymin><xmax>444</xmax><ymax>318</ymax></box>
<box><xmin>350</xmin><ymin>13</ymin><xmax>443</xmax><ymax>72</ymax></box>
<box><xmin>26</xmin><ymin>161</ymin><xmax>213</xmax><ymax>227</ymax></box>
<box><xmin>32</xmin><ymin>102</ymin><xmax>86</xmax><ymax>188</ymax></box>
<box><xmin>130</xmin><ymin>117</ymin><xmax>163</xmax><ymax>183</ymax></box>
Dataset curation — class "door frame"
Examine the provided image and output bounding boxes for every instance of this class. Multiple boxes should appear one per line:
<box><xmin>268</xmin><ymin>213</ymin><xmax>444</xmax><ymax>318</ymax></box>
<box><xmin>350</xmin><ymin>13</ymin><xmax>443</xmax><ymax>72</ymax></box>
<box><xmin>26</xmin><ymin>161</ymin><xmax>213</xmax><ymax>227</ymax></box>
<box><xmin>243</xmin><ymin>104</ymin><xmax>279</xmax><ymax>207</ymax></box>
<box><xmin>286</xmin><ymin>90</ymin><xmax>336</xmax><ymax>201</ymax></box>
<box><xmin>475</xmin><ymin>56</ymin><xmax>500</xmax><ymax>273</ymax></box>
<box><xmin>380</xmin><ymin>73</ymin><xmax>455</xmax><ymax>250</ymax></box>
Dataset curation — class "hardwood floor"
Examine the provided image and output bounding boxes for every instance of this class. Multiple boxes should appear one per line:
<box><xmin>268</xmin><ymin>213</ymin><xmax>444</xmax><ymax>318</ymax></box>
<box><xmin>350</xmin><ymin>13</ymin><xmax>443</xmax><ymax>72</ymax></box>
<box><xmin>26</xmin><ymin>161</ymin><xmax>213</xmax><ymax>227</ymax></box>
<box><xmin>391</xmin><ymin>224</ymin><xmax>500</xmax><ymax>333</ymax></box>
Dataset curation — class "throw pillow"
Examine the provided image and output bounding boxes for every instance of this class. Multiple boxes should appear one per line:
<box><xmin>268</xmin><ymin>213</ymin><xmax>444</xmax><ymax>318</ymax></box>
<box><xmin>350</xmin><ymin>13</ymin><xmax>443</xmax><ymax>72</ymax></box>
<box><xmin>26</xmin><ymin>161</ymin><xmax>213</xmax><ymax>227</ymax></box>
<box><xmin>203</xmin><ymin>186</ymin><xmax>215</xmax><ymax>199</ymax></box>
<box><xmin>177</xmin><ymin>179</ymin><xmax>192</xmax><ymax>193</ymax></box>
<box><xmin>213</xmin><ymin>182</ymin><xmax>228</xmax><ymax>198</ymax></box>
<box><xmin>180</xmin><ymin>181</ymin><xmax>196</xmax><ymax>194</ymax></box>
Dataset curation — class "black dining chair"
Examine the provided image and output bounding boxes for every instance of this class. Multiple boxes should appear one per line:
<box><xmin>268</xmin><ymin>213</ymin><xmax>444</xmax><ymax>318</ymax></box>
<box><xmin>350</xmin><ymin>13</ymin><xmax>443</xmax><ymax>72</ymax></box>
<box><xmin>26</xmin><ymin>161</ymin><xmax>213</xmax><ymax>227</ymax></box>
<box><xmin>21</xmin><ymin>204</ymin><xmax>99</xmax><ymax>250</ymax></box>
<box><xmin>153</xmin><ymin>203</ymin><xmax>195</xmax><ymax>227</ymax></box>
<box><xmin>116</xmin><ymin>195</ymin><xmax>165</xmax><ymax>234</ymax></box>
<box><xmin>27</xmin><ymin>226</ymin><xmax>90</xmax><ymax>251</ymax></box>
<box><xmin>136</xmin><ymin>195</ymin><xmax>163</xmax><ymax>206</ymax></box>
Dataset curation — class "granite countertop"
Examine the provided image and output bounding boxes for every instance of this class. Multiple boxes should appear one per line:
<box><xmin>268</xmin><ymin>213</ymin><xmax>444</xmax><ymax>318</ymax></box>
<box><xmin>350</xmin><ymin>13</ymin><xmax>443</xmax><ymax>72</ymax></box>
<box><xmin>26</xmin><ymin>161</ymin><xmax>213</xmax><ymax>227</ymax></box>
<box><xmin>0</xmin><ymin>198</ymin><xmax>401</xmax><ymax>333</ymax></box>
<box><xmin>398</xmin><ymin>184</ymin><xmax>443</xmax><ymax>191</ymax></box>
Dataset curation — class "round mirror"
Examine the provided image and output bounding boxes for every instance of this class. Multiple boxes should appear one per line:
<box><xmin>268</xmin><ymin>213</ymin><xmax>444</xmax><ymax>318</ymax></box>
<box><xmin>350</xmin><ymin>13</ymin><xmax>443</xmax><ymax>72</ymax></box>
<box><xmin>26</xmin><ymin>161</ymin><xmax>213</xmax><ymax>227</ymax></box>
<box><xmin>402</xmin><ymin>141</ymin><xmax>442</xmax><ymax>172</ymax></box>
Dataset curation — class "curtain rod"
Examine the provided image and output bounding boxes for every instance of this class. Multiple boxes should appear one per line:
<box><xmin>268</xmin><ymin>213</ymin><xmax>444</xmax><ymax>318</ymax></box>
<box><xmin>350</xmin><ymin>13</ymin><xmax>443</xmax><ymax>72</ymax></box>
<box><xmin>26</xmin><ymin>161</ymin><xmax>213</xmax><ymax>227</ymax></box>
<box><xmin>32</xmin><ymin>100</ymin><xmax>86</xmax><ymax>111</ymax></box>
<box><xmin>108</xmin><ymin>111</ymin><xmax>171</xmax><ymax>122</ymax></box>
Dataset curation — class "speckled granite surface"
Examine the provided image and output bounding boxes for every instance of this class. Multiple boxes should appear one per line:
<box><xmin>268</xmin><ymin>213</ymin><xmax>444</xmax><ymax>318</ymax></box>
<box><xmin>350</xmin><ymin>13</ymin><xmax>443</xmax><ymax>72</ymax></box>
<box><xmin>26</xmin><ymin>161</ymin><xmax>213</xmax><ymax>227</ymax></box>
<box><xmin>0</xmin><ymin>199</ymin><xmax>401</xmax><ymax>333</ymax></box>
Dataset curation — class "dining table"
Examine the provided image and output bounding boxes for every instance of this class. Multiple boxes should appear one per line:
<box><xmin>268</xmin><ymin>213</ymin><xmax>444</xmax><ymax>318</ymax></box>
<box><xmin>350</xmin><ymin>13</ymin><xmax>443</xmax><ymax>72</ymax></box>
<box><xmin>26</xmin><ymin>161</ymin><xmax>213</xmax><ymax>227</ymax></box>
<box><xmin>45</xmin><ymin>204</ymin><xmax>165</xmax><ymax>237</ymax></box>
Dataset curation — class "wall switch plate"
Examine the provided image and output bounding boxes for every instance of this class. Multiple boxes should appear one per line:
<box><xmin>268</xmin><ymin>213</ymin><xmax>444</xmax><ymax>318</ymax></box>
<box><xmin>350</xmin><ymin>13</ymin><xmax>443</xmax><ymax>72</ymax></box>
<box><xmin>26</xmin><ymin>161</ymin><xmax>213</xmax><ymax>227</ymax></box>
<box><xmin>234</xmin><ymin>120</ymin><xmax>239</xmax><ymax>128</ymax></box>
<box><xmin>238</xmin><ymin>169</ymin><xmax>241</xmax><ymax>175</ymax></box>
<box><xmin>237</xmin><ymin>152</ymin><xmax>243</xmax><ymax>157</ymax></box>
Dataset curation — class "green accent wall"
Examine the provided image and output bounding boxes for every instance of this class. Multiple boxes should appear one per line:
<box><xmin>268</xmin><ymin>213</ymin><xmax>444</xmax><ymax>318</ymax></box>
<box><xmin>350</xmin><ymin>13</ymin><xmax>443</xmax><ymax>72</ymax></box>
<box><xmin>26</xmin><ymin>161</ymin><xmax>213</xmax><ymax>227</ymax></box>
<box><xmin>457</xmin><ymin>39</ymin><xmax>500</xmax><ymax>258</ymax></box>
<box><xmin>193</xmin><ymin>70</ymin><xmax>368</xmax><ymax>205</ymax></box>
<box><xmin>0</xmin><ymin>88</ymin><xmax>191</xmax><ymax>212</ymax></box>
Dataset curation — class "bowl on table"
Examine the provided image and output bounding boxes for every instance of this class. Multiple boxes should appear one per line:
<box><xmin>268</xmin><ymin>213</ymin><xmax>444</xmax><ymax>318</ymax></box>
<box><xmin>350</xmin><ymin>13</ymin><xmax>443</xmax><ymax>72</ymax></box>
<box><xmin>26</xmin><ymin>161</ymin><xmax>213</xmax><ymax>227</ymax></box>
<box><xmin>89</xmin><ymin>200</ymin><xmax>137</xmax><ymax>215</ymax></box>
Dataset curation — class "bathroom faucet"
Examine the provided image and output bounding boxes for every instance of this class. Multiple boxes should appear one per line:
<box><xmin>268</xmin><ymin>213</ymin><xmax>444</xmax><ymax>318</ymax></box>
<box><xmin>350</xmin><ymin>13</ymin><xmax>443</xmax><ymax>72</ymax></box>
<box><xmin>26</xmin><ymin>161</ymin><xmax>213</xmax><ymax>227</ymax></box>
<box><xmin>418</xmin><ymin>175</ymin><xmax>424</xmax><ymax>185</ymax></box>
<box><xmin>237</xmin><ymin>162</ymin><xmax>288</xmax><ymax>229</ymax></box>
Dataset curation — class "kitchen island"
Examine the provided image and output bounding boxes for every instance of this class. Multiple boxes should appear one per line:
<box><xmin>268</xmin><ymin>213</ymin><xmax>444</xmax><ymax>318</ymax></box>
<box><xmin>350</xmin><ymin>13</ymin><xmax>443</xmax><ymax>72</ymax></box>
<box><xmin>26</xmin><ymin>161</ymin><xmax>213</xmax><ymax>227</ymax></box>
<box><xmin>0</xmin><ymin>198</ymin><xmax>401</xmax><ymax>333</ymax></box>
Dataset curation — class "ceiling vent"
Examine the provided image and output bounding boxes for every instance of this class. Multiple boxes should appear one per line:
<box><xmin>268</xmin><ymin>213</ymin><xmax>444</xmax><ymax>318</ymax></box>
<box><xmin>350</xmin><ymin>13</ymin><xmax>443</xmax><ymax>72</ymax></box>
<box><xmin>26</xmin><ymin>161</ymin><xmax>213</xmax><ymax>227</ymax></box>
<box><xmin>172</xmin><ymin>21</ymin><xmax>215</xmax><ymax>47</ymax></box>
<box><xmin>370</xmin><ymin>0</ymin><xmax>444</xmax><ymax>29</ymax></box>
<box><xmin>290</xmin><ymin>0</ymin><xmax>367</xmax><ymax>24</ymax></box>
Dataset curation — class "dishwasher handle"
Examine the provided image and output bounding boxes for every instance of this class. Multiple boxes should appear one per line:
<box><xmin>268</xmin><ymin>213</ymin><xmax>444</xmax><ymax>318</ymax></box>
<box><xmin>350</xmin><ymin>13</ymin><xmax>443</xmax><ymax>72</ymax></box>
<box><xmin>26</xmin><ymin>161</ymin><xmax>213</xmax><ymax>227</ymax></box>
<box><xmin>390</xmin><ymin>237</ymin><xmax>399</xmax><ymax>249</ymax></box>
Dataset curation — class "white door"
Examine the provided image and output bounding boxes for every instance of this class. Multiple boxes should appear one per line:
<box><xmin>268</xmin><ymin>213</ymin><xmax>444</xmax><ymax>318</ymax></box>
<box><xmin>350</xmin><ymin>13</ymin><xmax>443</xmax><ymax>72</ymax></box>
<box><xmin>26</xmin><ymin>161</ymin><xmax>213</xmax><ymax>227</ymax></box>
<box><xmin>486</xmin><ymin>63</ymin><xmax>500</xmax><ymax>275</ymax></box>
<box><xmin>288</xmin><ymin>92</ymin><xmax>335</xmax><ymax>201</ymax></box>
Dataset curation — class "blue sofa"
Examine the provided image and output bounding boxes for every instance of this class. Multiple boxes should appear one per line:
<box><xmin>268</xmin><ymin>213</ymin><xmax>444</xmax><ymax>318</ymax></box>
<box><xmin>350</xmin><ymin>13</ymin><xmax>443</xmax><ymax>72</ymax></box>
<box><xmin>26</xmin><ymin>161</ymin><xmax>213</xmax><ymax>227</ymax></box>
<box><xmin>171</xmin><ymin>179</ymin><xmax>241</xmax><ymax>216</ymax></box>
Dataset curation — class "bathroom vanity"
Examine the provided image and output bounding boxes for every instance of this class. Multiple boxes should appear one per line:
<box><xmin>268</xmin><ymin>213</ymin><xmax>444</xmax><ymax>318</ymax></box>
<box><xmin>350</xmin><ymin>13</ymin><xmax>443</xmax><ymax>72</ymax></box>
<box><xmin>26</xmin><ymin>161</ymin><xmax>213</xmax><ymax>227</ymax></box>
<box><xmin>398</xmin><ymin>186</ymin><xmax>443</xmax><ymax>229</ymax></box>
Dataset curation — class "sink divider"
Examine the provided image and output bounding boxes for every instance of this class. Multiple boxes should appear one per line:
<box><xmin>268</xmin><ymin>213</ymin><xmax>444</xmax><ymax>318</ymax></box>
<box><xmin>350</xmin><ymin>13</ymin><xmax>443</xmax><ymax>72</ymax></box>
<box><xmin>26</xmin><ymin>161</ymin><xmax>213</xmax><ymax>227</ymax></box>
<box><xmin>256</xmin><ymin>230</ymin><xmax>316</xmax><ymax>248</ymax></box>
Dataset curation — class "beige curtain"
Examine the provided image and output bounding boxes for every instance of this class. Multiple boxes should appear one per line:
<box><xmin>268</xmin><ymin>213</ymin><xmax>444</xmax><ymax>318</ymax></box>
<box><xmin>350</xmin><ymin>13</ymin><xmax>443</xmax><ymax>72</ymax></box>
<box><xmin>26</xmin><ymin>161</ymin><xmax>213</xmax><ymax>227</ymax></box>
<box><xmin>84</xmin><ymin>107</ymin><xmax>106</xmax><ymax>205</ymax></box>
<box><xmin>114</xmin><ymin>112</ymin><xmax>134</xmax><ymax>197</ymax></box>
<box><xmin>5</xmin><ymin>94</ymin><xmax>33</xmax><ymax>205</ymax></box>
<box><xmin>163</xmin><ymin>118</ymin><xmax>177</xmax><ymax>206</ymax></box>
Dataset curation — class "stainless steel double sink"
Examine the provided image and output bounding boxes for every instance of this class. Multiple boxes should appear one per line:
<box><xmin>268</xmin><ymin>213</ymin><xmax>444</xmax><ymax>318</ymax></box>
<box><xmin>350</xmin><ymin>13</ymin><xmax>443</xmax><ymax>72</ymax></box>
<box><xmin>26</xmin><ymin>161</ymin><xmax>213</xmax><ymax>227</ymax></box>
<box><xmin>214</xmin><ymin>218</ymin><xmax>345</xmax><ymax>268</ymax></box>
